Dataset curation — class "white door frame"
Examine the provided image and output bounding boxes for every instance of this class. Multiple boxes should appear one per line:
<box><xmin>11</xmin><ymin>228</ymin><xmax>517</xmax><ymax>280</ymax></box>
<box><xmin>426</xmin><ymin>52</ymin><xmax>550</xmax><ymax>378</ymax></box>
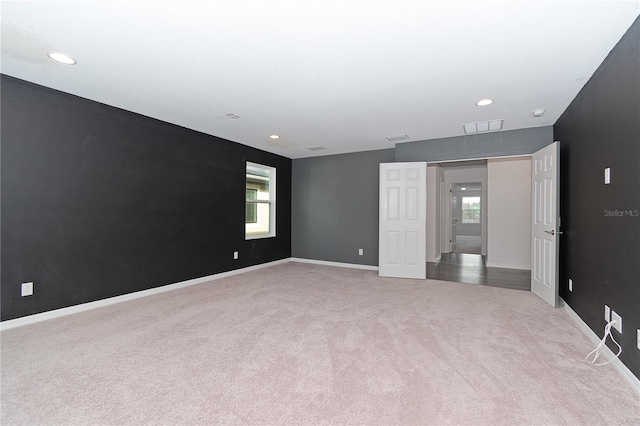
<box><xmin>441</xmin><ymin>183</ymin><xmax>451</xmax><ymax>254</ymax></box>
<box><xmin>435</xmin><ymin>164</ymin><xmax>488</xmax><ymax>256</ymax></box>
<box><xmin>450</xmin><ymin>186</ymin><xmax>458</xmax><ymax>253</ymax></box>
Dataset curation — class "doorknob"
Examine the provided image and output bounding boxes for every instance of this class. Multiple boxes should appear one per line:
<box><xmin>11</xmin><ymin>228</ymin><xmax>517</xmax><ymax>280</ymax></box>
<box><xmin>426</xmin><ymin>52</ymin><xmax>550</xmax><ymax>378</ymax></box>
<box><xmin>544</xmin><ymin>230</ymin><xmax>563</xmax><ymax>236</ymax></box>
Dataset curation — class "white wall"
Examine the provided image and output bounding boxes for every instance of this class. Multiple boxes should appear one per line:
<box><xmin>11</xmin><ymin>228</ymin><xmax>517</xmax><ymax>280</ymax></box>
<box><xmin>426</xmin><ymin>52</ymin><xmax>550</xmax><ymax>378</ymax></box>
<box><xmin>487</xmin><ymin>157</ymin><xmax>531</xmax><ymax>269</ymax></box>
<box><xmin>426</xmin><ymin>165</ymin><xmax>442</xmax><ymax>262</ymax></box>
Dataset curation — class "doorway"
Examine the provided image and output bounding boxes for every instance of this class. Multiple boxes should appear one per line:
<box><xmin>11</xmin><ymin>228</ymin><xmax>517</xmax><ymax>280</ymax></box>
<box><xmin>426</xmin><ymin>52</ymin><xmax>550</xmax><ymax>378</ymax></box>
<box><xmin>426</xmin><ymin>253</ymin><xmax>530</xmax><ymax>290</ymax></box>
<box><xmin>380</xmin><ymin>150</ymin><xmax>557</xmax><ymax>301</ymax></box>
<box><xmin>431</xmin><ymin>160</ymin><xmax>487</xmax><ymax>258</ymax></box>
<box><xmin>451</xmin><ymin>182</ymin><xmax>482</xmax><ymax>254</ymax></box>
<box><xmin>426</xmin><ymin>156</ymin><xmax>532</xmax><ymax>290</ymax></box>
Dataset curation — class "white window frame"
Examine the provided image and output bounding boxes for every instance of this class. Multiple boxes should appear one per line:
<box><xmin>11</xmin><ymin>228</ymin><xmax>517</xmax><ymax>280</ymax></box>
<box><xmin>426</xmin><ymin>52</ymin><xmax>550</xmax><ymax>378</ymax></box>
<box><xmin>461</xmin><ymin>196</ymin><xmax>481</xmax><ymax>224</ymax></box>
<box><xmin>245</xmin><ymin>162</ymin><xmax>276</xmax><ymax>239</ymax></box>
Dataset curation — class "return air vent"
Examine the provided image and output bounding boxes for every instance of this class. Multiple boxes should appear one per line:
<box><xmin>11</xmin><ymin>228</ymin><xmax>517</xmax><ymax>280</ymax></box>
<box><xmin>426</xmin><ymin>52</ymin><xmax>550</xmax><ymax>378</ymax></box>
<box><xmin>385</xmin><ymin>134</ymin><xmax>410</xmax><ymax>142</ymax></box>
<box><xmin>463</xmin><ymin>119</ymin><xmax>503</xmax><ymax>134</ymax></box>
<box><xmin>306</xmin><ymin>145</ymin><xmax>327</xmax><ymax>151</ymax></box>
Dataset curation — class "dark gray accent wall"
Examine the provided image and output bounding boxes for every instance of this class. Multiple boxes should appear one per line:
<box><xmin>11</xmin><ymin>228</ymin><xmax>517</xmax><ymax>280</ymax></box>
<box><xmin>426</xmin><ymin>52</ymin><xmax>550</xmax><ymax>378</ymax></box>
<box><xmin>292</xmin><ymin>149</ymin><xmax>395</xmax><ymax>266</ymax></box>
<box><xmin>396</xmin><ymin>126</ymin><xmax>553</xmax><ymax>162</ymax></box>
<box><xmin>291</xmin><ymin>126</ymin><xmax>553</xmax><ymax>267</ymax></box>
<box><xmin>554</xmin><ymin>18</ymin><xmax>639</xmax><ymax>379</ymax></box>
<box><xmin>1</xmin><ymin>75</ymin><xmax>292</xmax><ymax>321</ymax></box>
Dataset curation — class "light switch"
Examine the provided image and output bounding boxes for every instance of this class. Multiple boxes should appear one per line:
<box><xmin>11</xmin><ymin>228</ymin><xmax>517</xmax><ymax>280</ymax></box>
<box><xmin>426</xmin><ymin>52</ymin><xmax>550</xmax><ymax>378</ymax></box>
<box><xmin>604</xmin><ymin>168</ymin><xmax>610</xmax><ymax>184</ymax></box>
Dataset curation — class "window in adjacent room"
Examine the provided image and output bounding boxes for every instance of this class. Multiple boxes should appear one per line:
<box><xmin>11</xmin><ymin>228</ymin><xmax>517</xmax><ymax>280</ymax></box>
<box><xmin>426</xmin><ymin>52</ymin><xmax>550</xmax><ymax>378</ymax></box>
<box><xmin>461</xmin><ymin>196</ymin><xmax>481</xmax><ymax>223</ymax></box>
<box><xmin>245</xmin><ymin>162</ymin><xmax>276</xmax><ymax>239</ymax></box>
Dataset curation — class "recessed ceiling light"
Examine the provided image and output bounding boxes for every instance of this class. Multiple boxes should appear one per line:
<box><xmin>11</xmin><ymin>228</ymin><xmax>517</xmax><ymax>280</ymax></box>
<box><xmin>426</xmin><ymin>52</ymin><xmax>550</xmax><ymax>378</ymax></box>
<box><xmin>476</xmin><ymin>99</ymin><xmax>494</xmax><ymax>106</ymax></box>
<box><xmin>461</xmin><ymin>187</ymin><xmax>467</xmax><ymax>190</ymax></box>
<box><xmin>48</xmin><ymin>52</ymin><xmax>76</xmax><ymax>65</ymax></box>
<box><xmin>269</xmin><ymin>135</ymin><xmax>280</xmax><ymax>139</ymax></box>
<box><xmin>532</xmin><ymin>109</ymin><xmax>546</xmax><ymax>117</ymax></box>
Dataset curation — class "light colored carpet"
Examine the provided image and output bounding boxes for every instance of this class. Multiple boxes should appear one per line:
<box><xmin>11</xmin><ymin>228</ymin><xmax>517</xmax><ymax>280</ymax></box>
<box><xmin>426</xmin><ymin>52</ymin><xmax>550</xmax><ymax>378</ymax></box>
<box><xmin>1</xmin><ymin>262</ymin><xmax>638</xmax><ymax>425</ymax></box>
<box><xmin>454</xmin><ymin>235</ymin><xmax>481</xmax><ymax>254</ymax></box>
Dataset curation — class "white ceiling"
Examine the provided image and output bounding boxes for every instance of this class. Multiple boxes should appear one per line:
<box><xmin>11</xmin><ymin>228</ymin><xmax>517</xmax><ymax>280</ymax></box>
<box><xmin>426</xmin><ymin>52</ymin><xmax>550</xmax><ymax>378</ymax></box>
<box><xmin>2</xmin><ymin>1</ymin><xmax>638</xmax><ymax>159</ymax></box>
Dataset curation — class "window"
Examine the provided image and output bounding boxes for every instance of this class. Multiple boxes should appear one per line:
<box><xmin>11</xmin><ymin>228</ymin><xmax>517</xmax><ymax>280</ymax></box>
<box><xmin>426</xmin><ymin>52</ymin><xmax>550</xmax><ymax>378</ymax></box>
<box><xmin>462</xmin><ymin>196</ymin><xmax>481</xmax><ymax>223</ymax></box>
<box><xmin>245</xmin><ymin>189</ymin><xmax>257</xmax><ymax>223</ymax></box>
<box><xmin>245</xmin><ymin>162</ymin><xmax>276</xmax><ymax>239</ymax></box>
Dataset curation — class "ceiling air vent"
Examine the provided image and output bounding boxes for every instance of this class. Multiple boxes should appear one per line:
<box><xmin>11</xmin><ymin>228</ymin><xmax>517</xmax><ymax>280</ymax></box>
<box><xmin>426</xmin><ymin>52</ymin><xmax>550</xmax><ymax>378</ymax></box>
<box><xmin>224</xmin><ymin>112</ymin><xmax>240</xmax><ymax>119</ymax></box>
<box><xmin>463</xmin><ymin>119</ymin><xmax>503</xmax><ymax>134</ymax></box>
<box><xmin>306</xmin><ymin>145</ymin><xmax>327</xmax><ymax>151</ymax></box>
<box><xmin>386</xmin><ymin>134</ymin><xmax>410</xmax><ymax>142</ymax></box>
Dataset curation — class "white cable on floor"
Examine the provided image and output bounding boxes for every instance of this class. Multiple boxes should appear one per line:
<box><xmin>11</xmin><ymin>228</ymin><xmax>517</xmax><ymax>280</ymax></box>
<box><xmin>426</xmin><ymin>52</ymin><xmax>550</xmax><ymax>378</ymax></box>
<box><xmin>585</xmin><ymin>320</ymin><xmax>622</xmax><ymax>366</ymax></box>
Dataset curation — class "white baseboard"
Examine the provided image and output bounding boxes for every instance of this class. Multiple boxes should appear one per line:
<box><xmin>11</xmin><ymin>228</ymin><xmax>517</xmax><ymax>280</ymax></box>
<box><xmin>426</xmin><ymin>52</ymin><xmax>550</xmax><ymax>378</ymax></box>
<box><xmin>562</xmin><ymin>299</ymin><xmax>640</xmax><ymax>394</ymax></box>
<box><xmin>290</xmin><ymin>257</ymin><xmax>379</xmax><ymax>271</ymax></box>
<box><xmin>0</xmin><ymin>259</ymin><xmax>290</xmax><ymax>331</ymax></box>
<box><xmin>485</xmin><ymin>262</ymin><xmax>531</xmax><ymax>270</ymax></box>
<box><xmin>427</xmin><ymin>255</ymin><xmax>441</xmax><ymax>263</ymax></box>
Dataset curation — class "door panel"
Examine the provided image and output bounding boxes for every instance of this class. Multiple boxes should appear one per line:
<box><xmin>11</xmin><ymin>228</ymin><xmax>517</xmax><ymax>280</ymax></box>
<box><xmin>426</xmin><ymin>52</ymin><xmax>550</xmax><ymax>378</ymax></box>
<box><xmin>406</xmin><ymin>232</ymin><xmax>418</xmax><ymax>265</ymax></box>
<box><xmin>531</xmin><ymin>142</ymin><xmax>560</xmax><ymax>306</ymax></box>
<box><xmin>407</xmin><ymin>187</ymin><xmax>419</xmax><ymax>220</ymax></box>
<box><xmin>387</xmin><ymin>187</ymin><xmax>400</xmax><ymax>219</ymax></box>
<box><xmin>379</xmin><ymin>162</ymin><xmax>427</xmax><ymax>279</ymax></box>
<box><xmin>386</xmin><ymin>232</ymin><xmax>399</xmax><ymax>264</ymax></box>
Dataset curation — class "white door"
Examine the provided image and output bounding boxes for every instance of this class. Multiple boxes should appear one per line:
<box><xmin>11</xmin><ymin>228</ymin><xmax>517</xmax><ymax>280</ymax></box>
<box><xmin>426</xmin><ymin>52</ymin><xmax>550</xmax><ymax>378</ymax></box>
<box><xmin>531</xmin><ymin>142</ymin><xmax>560</xmax><ymax>307</ymax></box>
<box><xmin>379</xmin><ymin>162</ymin><xmax>427</xmax><ymax>279</ymax></box>
<box><xmin>450</xmin><ymin>189</ymin><xmax>457</xmax><ymax>252</ymax></box>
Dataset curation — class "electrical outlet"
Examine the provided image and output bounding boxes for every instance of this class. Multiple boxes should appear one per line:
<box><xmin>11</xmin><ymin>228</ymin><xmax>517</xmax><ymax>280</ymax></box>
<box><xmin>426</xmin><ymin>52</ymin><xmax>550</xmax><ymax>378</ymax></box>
<box><xmin>568</xmin><ymin>279</ymin><xmax>573</xmax><ymax>292</ymax></box>
<box><xmin>233</xmin><ymin>251</ymin><xmax>238</xmax><ymax>260</ymax></box>
<box><xmin>358</xmin><ymin>249</ymin><xmax>363</xmax><ymax>256</ymax></box>
<box><xmin>604</xmin><ymin>305</ymin><xmax>610</xmax><ymax>322</ymax></box>
<box><xmin>21</xmin><ymin>282</ymin><xmax>34</xmax><ymax>297</ymax></box>
<box><xmin>611</xmin><ymin>310</ymin><xmax>622</xmax><ymax>333</ymax></box>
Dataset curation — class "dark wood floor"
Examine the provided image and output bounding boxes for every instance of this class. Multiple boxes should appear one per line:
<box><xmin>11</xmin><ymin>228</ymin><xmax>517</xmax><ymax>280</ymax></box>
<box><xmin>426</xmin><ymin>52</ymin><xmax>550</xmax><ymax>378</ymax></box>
<box><xmin>427</xmin><ymin>253</ymin><xmax>531</xmax><ymax>291</ymax></box>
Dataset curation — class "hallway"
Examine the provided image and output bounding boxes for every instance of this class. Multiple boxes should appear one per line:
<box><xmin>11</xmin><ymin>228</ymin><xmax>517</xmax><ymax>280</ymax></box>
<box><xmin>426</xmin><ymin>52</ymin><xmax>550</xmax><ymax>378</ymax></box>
<box><xmin>453</xmin><ymin>235</ymin><xmax>481</xmax><ymax>254</ymax></box>
<box><xmin>427</xmin><ymin>253</ymin><xmax>530</xmax><ymax>291</ymax></box>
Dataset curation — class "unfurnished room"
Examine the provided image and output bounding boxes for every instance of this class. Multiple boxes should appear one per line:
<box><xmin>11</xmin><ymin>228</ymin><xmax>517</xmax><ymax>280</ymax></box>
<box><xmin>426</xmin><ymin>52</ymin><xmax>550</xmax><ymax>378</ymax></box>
<box><xmin>1</xmin><ymin>1</ymin><xmax>639</xmax><ymax>424</ymax></box>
